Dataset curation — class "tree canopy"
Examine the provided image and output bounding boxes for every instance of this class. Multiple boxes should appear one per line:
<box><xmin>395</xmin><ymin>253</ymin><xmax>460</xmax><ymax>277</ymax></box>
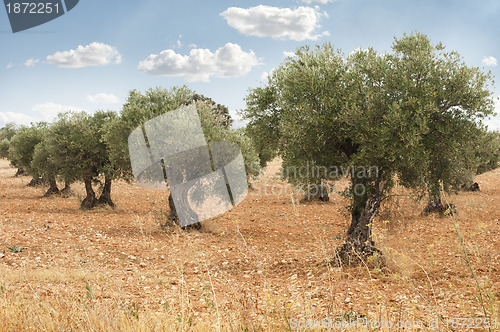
<box><xmin>242</xmin><ymin>32</ymin><xmax>496</xmax><ymax>264</ymax></box>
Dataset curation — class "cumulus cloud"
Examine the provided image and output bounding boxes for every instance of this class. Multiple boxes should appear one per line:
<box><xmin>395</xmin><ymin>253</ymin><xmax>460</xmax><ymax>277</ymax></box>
<box><xmin>87</xmin><ymin>93</ymin><xmax>120</xmax><ymax>104</ymax></box>
<box><xmin>24</xmin><ymin>58</ymin><xmax>39</xmax><ymax>67</ymax></box>
<box><xmin>138</xmin><ymin>43</ymin><xmax>260</xmax><ymax>82</ymax></box>
<box><xmin>0</xmin><ymin>103</ymin><xmax>84</xmax><ymax>126</ymax></box>
<box><xmin>482</xmin><ymin>56</ymin><xmax>497</xmax><ymax>67</ymax></box>
<box><xmin>283</xmin><ymin>51</ymin><xmax>296</xmax><ymax>58</ymax></box>
<box><xmin>6</xmin><ymin>63</ymin><xmax>14</xmax><ymax>69</ymax></box>
<box><xmin>0</xmin><ymin>112</ymin><xmax>37</xmax><ymax>126</ymax></box>
<box><xmin>32</xmin><ymin>102</ymin><xmax>84</xmax><ymax>122</ymax></box>
<box><xmin>46</xmin><ymin>42</ymin><xmax>122</xmax><ymax>68</ymax></box>
<box><xmin>221</xmin><ymin>5</ymin><xmax>329</xmax><ymax>41</ymax></box>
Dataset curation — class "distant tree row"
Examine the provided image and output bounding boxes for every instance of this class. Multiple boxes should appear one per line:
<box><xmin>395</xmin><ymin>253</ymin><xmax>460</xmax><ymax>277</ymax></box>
<box><xmin>0</xmin><ymin>86</ymin><xmax>260</xmax><ymax>216</ymax></box>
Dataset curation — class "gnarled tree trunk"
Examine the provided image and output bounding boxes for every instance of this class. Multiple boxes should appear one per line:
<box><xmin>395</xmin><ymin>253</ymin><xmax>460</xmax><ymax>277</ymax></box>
<box><xmin>335</xmin><ymin>179</ymin><xmax>385</xmax><ymax>266</ymax></box>
<box><xmin>43</xmin><ymin>176</ymin><xmax>60</xmax><ymax>197</ymax></box>
<box><xmin>422</xmin><ymin>185</ymin><xmax>457</xmax><ymax>215</ymax></box>
<box><xmin>81</xmin><ymin>176</ymin><xmax>97</xmax><ymax>209</ymax></box>
<box><xmin>98</xmin><ymin>176</ymin><xmax>114</xmax><ymax>207</ymax></box>
<box><xmin>61</xmin><ymin>181</ymin><xmax>72</xmax><ymax>197</ymax></box>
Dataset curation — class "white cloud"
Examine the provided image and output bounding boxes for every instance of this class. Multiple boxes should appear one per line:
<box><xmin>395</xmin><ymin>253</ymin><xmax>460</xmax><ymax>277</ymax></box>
<box><xmin>87</xmin><ymin>93</ymin><xmax>120</xmax><ymax>104</ymax></box>
<box><xmin>221</xmin><ymin>5</ymin><xmax>329</xmax><ymax>41</ymax></box>
<box><xmin>24</xmin><ymin>58</ymin><xmax>39</xmax><ymax>67</ymax></box>
<box><xmin>0</xmin><ymin>112</ymin><xmax>37</xmax><ymax>126</ymax></box>
<box><xmin>46</xmin><ymin>42</ymin><xmax>122</xmax><ymax>68</ymax></box>
<box><xmin>283</xmin><ymin>51</ymin><xmax>296</xmax><ymax>58</ymax></box>
<box><xmin>6</xmin><ymin>63</ymin><xmax>14</xmax><ymax>69</ymax></box>
<box><xmin>138</xmin><ymin>43</ymin><xmax>260</xmax><ymax>82</ymax></box>
<box><xmin>482</xmin><ymin>56</ymin><xmax>497</xmax><ymax>67</ymax></box>
<box><xmin>32</xmin><ymin>102</ymin><xmax>84</xmax><ymax>122</ymax></box>
<box><xmin>0</xmin><ymin>103</ymin><xmax>84</xmax><ymax>126</ymax></box>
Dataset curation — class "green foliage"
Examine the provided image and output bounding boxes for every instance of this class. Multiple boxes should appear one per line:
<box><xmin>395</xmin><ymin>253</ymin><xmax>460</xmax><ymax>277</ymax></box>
<box><xmin>241</xmin><ymin>82</ymin><xmax>281</xmax><ymax>167</ymax></box>
<box><xmin>8</xmin><ymin>123</ymin><xmax>46</xmax><ymax>175</ymax></box>
<box><xmin>104</xmin><ymin>86</ymin><xmax>260</xmax><ymax>183</ymax></box>
<box><xmin>7</xmin><ymin>245</ymin><xmax>25</xmax><ymax>253</ymax></box>
<box><xmin>388</xmin><ymin>32</ymin><xmax>495</xmax><ymax>197</ymax></box>
<box><xmin>243</xmin><ymin>32</ymin><xmax>495</xmax><ymax>217</ymax></box>
<box><xmin>45</xmin><ymin>110</ymin><xmax>117</xmax><ymax>184</ymax></box>
<box><xmin>31</xmin><ymin>139</ymin><xmax>57</xmax><ymax>183</ymax></box>
<box><xmin>85</xmin><ymin>282</ymin><xmax>93</xmax><ymax>300</ymax></box>
<box><xmin>0</xmin><ymin>123</ymin><xmax>17</xmax><ymax>141</ymax></box>
<box><xmin>0</xmin><ymin>139</ymin><xmax>9</xmax><ymax>159</ymax></box>
<box><xmin>476</xmin><ymin>130</ymin><xmax>500</xmax><ymax>174</ymax></box>
<box><xmin>104</xmin><ymin>86</ymin><xmax>195</xmax><ymax>181</ymax></box>
<box><xmin>0</xmin><ymin>122</ymin><xmax>17</xmax><ymax>160</ymax></box>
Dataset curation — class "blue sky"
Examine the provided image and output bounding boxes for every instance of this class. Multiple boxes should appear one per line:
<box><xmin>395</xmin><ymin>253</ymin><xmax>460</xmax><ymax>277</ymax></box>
<box><xmin>1</xmin><ymin>0</ymin><xmax>499</xmax><ymax>129</ymax></box>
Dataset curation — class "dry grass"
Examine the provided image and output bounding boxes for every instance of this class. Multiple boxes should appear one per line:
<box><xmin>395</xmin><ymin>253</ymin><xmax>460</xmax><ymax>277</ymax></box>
<box><xmin>0</xmin><ymin>158</ymin><xmax>499</xmax><ymax>331</ymax></box>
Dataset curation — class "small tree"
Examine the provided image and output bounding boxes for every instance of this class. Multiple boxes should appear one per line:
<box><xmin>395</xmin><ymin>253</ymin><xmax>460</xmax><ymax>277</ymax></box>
<box><xmin>388</xmin><ymin>33</ymin><xmax>495</xmax><ymax>214</ymax></box>
<box><xmin>105</xmin><ymin>86</ymin><xmax>260</xmax><ymax>227</ymax></box>
<box><xmin>0</xmin><ymin>123</ymin><xmax>18</xmax><ymax>173</ymax></box>
<box><xmin>8</xmin><ymin>123</ymin><xmax>46</xmax><ymax>186</ymax></box>
<box><xmin>476</xmin><ymin>130</ymin><xmax>500</xmax><ymax>175</ymax></box>
<box><xmin>0</xmin><ymin>123</ymin><xmax>17</xmax><ymax>161</ymax></box>
<box><xmin>241</xmin><ymin>84</ymin><xmax>281</xmax><ymax>168</ymax></box>
<box><xmin>46</xmin><ymin>111</ymin><xmax>117</xmax><ymax>209</ymax></box>
<box><xmin>0</xmin><ymin>139</ymin><xmax>9</xmax><ymax>159</ymax></box>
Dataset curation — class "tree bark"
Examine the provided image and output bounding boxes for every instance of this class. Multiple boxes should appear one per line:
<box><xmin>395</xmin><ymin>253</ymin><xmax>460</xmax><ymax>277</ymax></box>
<box><xmin>422</xmin><ymin>186</ymin><xmax>457</xmax><ymax>216</ymax></box>
<box><xmin>43</xmin><ymin>176</ymin><xmax>60</xmax><ymax>197</ymax></box>
<box><xmin>335</xmin><ymin>179</ymin><xmax>385</xmax><ymax>267</ymax></box>
<box><xmin>97</xmin><ymin>176</ymin><xmax>114</xmax><ymax>207</ymax></box>
<box><xmin>422</xmin><ymin>185</ymin><xmax>457</xmax><ymax>215</ymax></box>
<box><xmin>81</xmin><ymin>176</ymin><xmax>97</xmax><ymax>209</ymax></box>
<box><xmin>61</xmin><ymin>181</ymin><xmax>72</xmax><ymax>197</ymax></box>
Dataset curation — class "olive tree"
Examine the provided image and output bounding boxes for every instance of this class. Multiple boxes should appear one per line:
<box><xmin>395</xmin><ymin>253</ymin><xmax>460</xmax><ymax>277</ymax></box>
<box><xmin>0</xmin><ymin>123</ymin><xmax>16</xmax><ymax>159</ymax></box>
<box><xmin>8</xmin><ymin>123</ymin><xmax>46</xmax><ymax>186</ymax></box>
<box><xmin>45</xmin><ymin>110</ymin><xmax>117</xmax><ymax>209</ymax></box>
<box><xmin>242</xmin><ymin>33</ymin><xmax>495</xmax><ymax>264</ymax></box>
<box><xmin>105</xmin><ymin>86</ymin><xmax>260</xmax><ymax>228</ymax></box>
<box><xmin>388</xmin><ymin>33</ymin><xmax>495</xmax><ymax>214</ymax></box>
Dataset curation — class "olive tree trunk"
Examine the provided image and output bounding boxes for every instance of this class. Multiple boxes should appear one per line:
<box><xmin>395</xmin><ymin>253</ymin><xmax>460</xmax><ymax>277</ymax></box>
<box><xmin>422</xmin><ymin>184</ymin><xmax>456</xmax><ymax>215</ymax></box>
<box><xmin>81</xmin><ymin>176</ymin><xmax>97</xmax><ymax>209</ymax></box>
<box><xmin>335</xmin><ymin>178</ymin><xmax>385</xmax><ymax>266</ymax></box>
<box><xmin>43</xmin><ymin>176</ymin><xmax>60</xmax><ymax>197</ymax></box>
<box><xmin>98</xmin><ymin>176</ymin><xmax>114</xmax><ymax>207</ymax></box>
<box><xmin>61</xmin><ymin>181</ymin><xmax>72</xmax><ymax>197</ymax></box>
